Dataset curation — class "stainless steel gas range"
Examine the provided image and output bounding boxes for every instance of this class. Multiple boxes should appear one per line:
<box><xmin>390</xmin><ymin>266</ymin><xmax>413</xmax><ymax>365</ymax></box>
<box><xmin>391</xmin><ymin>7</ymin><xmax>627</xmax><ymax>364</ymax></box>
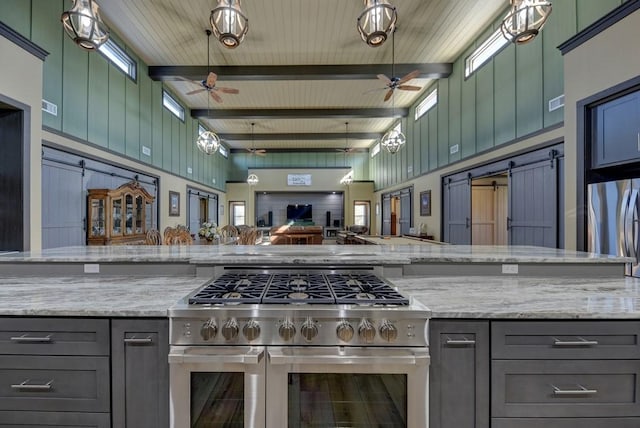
<box><xmin>169</xmin><ymin>266</ymin><xmax>430</xmax><ymax>428</ymax></box>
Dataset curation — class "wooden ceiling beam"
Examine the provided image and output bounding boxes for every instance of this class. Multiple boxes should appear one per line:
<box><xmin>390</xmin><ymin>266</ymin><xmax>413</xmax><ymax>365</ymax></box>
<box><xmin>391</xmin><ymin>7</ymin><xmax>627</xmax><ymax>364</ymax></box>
<box><xmin>191</xmin><ymin>108</ymin><xmax>408</xmax><ymax>119</ymax></box>
<box><xmin>218</xmin><ymin>132</ymin><xmax>382</xmax><ymax>141</ymax></box>
<box><xmin>149</xmin><ymin>63</ymin><xmax>452</xmax><ymax>81</ymax></box>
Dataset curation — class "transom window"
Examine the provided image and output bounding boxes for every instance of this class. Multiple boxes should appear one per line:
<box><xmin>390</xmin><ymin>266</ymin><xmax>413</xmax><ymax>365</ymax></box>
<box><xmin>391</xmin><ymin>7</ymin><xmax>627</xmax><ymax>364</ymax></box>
<box><xmin>464</xmin><ymin>28</ymin><xmax>509</xmax><ymax>78</ymax></box>
<box><xmin>163</xmin><ymin>91</ymin><xmax>185</xmax><ymax>121</ymax></box>
<box><xmin>98</xmin><ymin>39</ymin><xmax>137</xmax><ymax>80</ymax></box>
<box><xmin>415</xmin><ymin>88</ymin><xmax>438</xmax><ymax>120</ymax></box>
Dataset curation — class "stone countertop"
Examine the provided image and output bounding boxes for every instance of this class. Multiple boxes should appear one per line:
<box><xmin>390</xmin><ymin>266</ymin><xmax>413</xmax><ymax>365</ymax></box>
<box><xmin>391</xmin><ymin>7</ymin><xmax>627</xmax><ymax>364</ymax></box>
<box><xmin>1</xmin><ymin>274</ymin><xmax>640</xmax><ymax>319</ymax></box>
<box><xmin>0</xmin><ymin>245</ymin><xmax>629</xmax><ymax>265</ymax></box>
<box><xmin>0</xmin><ymin>275</ymin><xmax>206</xmax><ymax>317</ymax></box>
<box><xmin>393</xmin><ymin>276</ymin><xmax>640</xmax><ymax>319</ymax></box>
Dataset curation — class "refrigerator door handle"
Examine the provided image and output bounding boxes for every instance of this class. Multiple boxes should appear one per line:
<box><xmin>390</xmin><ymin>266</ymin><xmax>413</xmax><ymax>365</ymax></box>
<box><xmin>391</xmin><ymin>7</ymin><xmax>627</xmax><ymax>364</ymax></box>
<box><xmin>625</xmin><ymin>189</ymin><xmax>639</xmax><ymax>260</ymax></box>
<box><xmin>620</xmin><ymin>189</ymin><xmax>631</xmax><ymax>256</ymax></box>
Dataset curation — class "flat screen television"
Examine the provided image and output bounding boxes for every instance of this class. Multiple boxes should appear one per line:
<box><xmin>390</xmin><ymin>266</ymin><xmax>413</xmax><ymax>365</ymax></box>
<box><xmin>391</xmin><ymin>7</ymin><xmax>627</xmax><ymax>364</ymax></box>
<box><xmin>287</xmin><ymin>204</ymin><xmax>312</xmax><ymax>221</ymax></box>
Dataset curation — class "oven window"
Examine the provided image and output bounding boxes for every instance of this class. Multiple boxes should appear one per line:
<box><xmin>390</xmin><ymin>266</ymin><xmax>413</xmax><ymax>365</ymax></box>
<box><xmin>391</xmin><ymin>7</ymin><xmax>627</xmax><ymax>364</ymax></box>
<box><xmin>191</xmin><ymin>372</ymin><xmax>244</xmax><ymax>427</ymax></box>
<box><xmin>288</xmin><ymin>373</ymin><xmax>407</xmax><ymax>427</ymax></box>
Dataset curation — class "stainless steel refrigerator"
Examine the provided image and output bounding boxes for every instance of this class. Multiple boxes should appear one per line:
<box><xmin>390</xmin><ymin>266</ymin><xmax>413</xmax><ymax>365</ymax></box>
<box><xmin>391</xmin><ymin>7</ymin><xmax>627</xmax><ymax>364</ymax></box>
<box><xmin>588</xmin><ymin>179</ymin><xmax>640</xmax><ymax>276</ymax></box>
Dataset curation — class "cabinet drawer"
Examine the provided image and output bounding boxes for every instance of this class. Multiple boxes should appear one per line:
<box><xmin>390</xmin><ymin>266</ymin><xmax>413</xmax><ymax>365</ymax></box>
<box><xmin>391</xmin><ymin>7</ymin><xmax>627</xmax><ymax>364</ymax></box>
<box><xmin>0</xmin><ymin>318</ymin><xmax>109</xmax><ymax>356</ymax></box>
<box><xmin>492</xmin><ymin>418</ymin><xmax>640</xmax><ymax>428</ymax></box>
<box><xmin>492</xmin><ymin>321</ymin><xmax>640</xmax><ymax>359</ymax></box>
<box><xmin>492</xmin><ymin>360</ymin><xmax>640</xmax><ymax>418</ymax></box>
<box><xmin>0</xmin><ymin>355</ymin><xmax>110</xmax><ymax>412</ymax></box>
<box><xmin>0</xmin><ymin>411</ymin><xmax>110</xmax><ymax>427</ymax></box>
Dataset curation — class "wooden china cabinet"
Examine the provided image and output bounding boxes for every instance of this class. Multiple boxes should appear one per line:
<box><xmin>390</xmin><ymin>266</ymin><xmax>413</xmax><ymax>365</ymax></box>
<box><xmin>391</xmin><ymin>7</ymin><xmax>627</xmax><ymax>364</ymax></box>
<box><xmin>87</xmin><ymin>181</ymin><xmax>155</xmax><ymax>245</ymax></box>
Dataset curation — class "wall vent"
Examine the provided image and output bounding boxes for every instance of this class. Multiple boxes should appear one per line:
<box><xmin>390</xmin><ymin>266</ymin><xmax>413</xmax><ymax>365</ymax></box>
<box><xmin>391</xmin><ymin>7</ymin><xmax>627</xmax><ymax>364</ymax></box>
<box><xmin>41</xmin><ymin>99</ymin><xmax>57</xmax><ymax>116</ymax></box>
<box><xmin>548</xmin><ymin>94</ymin><xmax>565</xmax><ymax>112</ymax></box>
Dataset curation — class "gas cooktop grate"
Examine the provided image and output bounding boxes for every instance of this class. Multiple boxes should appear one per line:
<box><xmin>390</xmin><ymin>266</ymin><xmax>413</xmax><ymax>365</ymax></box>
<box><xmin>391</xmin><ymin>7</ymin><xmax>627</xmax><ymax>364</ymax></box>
<box><xmin>189</xmin><ymin>272</ymin><xmax>409</xmax><ymax>306</ymax></box>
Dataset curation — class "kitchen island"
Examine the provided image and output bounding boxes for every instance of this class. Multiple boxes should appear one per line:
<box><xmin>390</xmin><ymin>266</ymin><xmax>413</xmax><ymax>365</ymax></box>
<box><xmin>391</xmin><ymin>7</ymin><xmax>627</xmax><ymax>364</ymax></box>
<box><xmin>0</xmin><ymin>244</ymin><xmax>637</xmax><ymax>428</ymax></box>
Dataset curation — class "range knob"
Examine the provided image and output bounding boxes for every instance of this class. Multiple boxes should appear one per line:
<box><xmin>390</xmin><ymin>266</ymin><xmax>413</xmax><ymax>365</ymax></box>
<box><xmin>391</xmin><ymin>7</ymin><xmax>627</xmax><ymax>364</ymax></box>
<box><xmin>379</xmin><ymin>320</ymin><xmax>398</xmax><ymax>342</ymax></box>
<box><xmin>336</xmin><ymin>320</ymin><xmax>354</xmax><ymax>342</ymax></box>
<box><xmin>279</xmin><ymin>319</ymin><xmax>296</xmax><ymax>341</ymax></box>
<box><xmin>200</xmin><ymin>319</ymin><xmax>217</xmax><ymax>341</ymax></box>
<box><xmin>358</xmin><ymin>319</ymin><xmax>376</xmax><ymax>343</ymax></box>
<box><xmin>242</xmin><ymin>320</ymin><xmax>261</xmax><ymax>341</ymax></box>
<box><xmin>300</xmin><ymin>317</ymin><xmax>318</xmax><ymax>342</ymax></box>
<box><xmin>221</xmin><ymin>318</ymin><xmax>239</xmax><ymax>341</ymax></box>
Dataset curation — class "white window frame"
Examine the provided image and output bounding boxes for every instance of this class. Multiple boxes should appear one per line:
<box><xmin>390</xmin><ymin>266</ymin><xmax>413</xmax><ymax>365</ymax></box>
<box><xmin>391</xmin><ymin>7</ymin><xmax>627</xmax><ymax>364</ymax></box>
<box><xmin>218</xmin><ymin>145</ymin><xmax>228</xmax><ymax>158</ymax></box>
<box><xmin>163</xmin><ymin>91</ymin><xmax>185</xmax><ymax>121</ymax></box>
<box><xmin>353</xmin><ymin>201</ymin><xmax>370</xmax><ymax>228</ymax></box>
<box><xmin>98</xmin><ymin>39</ymin><xmax>137</xmax><ymax>80</ymax></box>
<box><xmin>464</xmin><ymin>28</ymin><xmax>509</xmax><ymax>78</ymax></box>
<box><xmin>371</xmin><ymin>142</ymin><xmax>380</xmax><ymax>157</ymax></box>
<box><xmin>414</xmin><ymin>88</ymin><xmax>438</xmax><ymax>121</ymax></box>
<box><xmin>230</xmin><ymin>202</ymin><xmax>246</xmax><ymax>226</ymax></box>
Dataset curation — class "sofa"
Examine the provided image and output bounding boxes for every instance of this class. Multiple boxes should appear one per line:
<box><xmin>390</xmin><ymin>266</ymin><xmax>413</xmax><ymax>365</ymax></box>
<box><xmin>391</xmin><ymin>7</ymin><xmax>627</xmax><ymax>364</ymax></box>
<box><xmin>269</xmin><ymin>225</ymin><xmax>324</xmax><ymax>245</ymax></box>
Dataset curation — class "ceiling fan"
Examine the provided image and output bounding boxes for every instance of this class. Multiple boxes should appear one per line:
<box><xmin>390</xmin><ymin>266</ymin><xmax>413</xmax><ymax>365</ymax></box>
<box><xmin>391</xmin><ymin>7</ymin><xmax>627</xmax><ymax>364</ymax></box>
<box><xmin>185</xmin><ymin>30</ymin><xmax>239</xmax><ymax>103</ymax></box>
<box><xmin>246</xmin><ymin>123</ymin><xmax>267</xmax><ymax>156</ymax></box>
<box><xmin>374</xmin><ymin>29</ymin><xmax>421</xmax><ymax>102</ymax></box>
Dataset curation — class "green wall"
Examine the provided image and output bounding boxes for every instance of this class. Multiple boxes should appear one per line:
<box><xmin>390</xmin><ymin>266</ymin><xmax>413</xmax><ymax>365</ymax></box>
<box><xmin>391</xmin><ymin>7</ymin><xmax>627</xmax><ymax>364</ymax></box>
<box><xmin>369</xmin><ymin>0</ymin><xmax>625</xmax><ymax>191</ymax></box>
<box><xmin>0</xmin><ymin>0</ymin><xmax>227</xmax><ymax>192</ymax></box>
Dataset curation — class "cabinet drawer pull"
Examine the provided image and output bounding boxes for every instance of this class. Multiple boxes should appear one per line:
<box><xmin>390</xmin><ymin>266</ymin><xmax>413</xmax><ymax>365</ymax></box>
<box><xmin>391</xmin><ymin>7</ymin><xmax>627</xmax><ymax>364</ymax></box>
<box><xmin>10</xmin><ymin>335</ymin><xmax>52</xmax><ymax>343</ymax></box>
<box><xmin>11</xmin><ymin>380</ymin><xmax>53</xmax><ymax>391</ymax></box>
<box><xmin>445</xmin><ymin>337</ymin><xmax>476</xmax><ymax>346</ymax></box>
<box><xmin>552</xmin><ymin>337</ymin><xmax>598</xmax><ymax>347</ymax></box>
<box><xmin>124</xmin><ymin>336</ymin><xmax>153</xmax><ymax>344</ymax></box>
<box><xmin>552</xmin><ymin>384</ymin><xmax>597</xmax><ymax>396</ymax></box>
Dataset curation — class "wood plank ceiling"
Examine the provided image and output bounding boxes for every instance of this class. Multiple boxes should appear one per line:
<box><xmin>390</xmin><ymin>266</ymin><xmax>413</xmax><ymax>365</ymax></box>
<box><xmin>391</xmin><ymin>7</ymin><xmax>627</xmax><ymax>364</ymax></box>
<box><xmin>98</xmin><ymin>0</ymin><xmax>507</xmax><ymax>152</ymax></box>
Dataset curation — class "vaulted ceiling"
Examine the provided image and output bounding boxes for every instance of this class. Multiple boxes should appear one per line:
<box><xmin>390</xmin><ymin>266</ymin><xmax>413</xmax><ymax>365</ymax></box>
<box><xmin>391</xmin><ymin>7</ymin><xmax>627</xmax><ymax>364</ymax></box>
<box><xmin>98</xmin><ymin>0</ymin><xmax>507</xmax><ymax>153</ymax></box>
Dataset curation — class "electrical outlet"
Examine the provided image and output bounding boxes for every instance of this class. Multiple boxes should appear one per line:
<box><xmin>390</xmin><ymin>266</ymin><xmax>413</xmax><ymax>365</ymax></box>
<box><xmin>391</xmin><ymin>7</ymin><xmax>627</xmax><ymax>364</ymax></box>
<box><xmin>142</xmin><ymin>146</ymin><xmax>151</xmax><ymax>156</ymax></box>
<box><xmin>501</xmin><ymin>264</ymin><xmax>519</xmax><ymax>274</ymax></box>
<box><xmin>187</xmin><ymin>167</ymin><xmax>193</xmax><ymax>174</ymax></box>
<box><xmin>84</xmin><ymin>264</ymin><xmax>100</xmax><ymax>274</ymax></box>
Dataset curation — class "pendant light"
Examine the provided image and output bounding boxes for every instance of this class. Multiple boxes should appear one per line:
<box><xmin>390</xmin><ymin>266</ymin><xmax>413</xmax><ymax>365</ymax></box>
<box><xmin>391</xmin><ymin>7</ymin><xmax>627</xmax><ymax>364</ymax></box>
<box><xmin>356</xmin><ymin>0</ymin><xmax>397</xmax><ymax>47</ymax></box>
<box><xmin>501</xmin><ymin>0</ymin><xmax>552</xmax><ymax>45</ymax></box>
<box><xmin>380</xmin><ymin>31</ymin><xmax>406</xmax><ymax>154</ymax></box>
<box><xmin>61</xmin><ymin>0</ymin><xmax>109</xmax><ymax>51</ymax></box>
<box><xmin>247</xmin><ymin>123</ymin><xmax>259</xmax><ymax>186</ymax></box>
<box><xmin>210</xmin><ymin>0</ymin><xmax>249</xmax><ymax>49</ymax></box>
<box><xmin>340</xmin><ymin>122</ymin><xmax>354</xmax><ymax>185</ymax></box>
<box><xmin>196</xmin><ymin>30</ymin><xmax>221</xmax><ymax>155</ymax></box>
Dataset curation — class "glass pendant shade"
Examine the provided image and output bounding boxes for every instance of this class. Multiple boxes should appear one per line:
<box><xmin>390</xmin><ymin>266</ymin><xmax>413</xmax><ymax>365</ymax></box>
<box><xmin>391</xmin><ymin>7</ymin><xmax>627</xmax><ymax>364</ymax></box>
<box><xmin>61</xmin><ymin>0</ymin><xmax>109</xmax><ymax>51</ymax></box>
<box><xmin>210</xmin><ymin>0</ymin><xmax>249</xmax><ymax>49</ymax></box>
<box><xmin>196</xmin><ymin>130</ymin><xmax>221</xmax><ymax>155</ymax></box>
<box><xmin>356</xmin><ymin>0</ymin><xmax>397</xmax><ymax>47</ymax></box>
<box><xmin>247</xmin><ymin>173</ymin><xmax>259</xmax><ymax>186</ymax></box>
<box><xmin>381</xmin><ymin>128</ymin><xmax>406</xmax><ymax>154</ymax></box>
<box><xmin>501</xmin><ymin>0</ymin><xmax>552</xmax><ymax>45</ymax></box>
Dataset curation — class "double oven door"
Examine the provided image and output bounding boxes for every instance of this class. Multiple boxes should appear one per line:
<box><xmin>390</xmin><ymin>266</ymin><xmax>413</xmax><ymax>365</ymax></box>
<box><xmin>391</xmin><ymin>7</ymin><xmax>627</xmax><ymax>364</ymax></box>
<box><xmin>169</xmin><ymin>345</ymin><xmax>429</xmax><ymax>428</ymax></box>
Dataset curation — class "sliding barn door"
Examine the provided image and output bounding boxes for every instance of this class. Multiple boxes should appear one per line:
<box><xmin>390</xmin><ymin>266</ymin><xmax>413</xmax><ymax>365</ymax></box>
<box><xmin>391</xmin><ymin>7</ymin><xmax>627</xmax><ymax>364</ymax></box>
<box><xmin>382</xmin><ymin>194</ymin><xmax>391</xmax><ymax>235</ymax></box>
<box><xmin>399</xmin><ymin>188</ymin><xmax>412</xmax><ymax>235</ymax></box>
<box><xmin>508</xmin><ymin>159</ymin><xmax>558</xmax><ymax>247</ymax></box>
<box><xmin>443</xmin><ymin>178</ymin><xmax>471</xmax><ymax>244</ymax></box>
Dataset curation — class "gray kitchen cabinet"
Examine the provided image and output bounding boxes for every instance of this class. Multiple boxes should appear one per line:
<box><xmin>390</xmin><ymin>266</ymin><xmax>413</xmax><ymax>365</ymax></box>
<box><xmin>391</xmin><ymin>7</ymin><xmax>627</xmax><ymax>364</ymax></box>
<box><xmin>0</xmin><ymin>317</ymin><xmax>110</xmax><ymax>424</ymax></box>
<box><xmin>491</xmin><ymin>320</ymin><xmax>640</xmax><ymax>427</ymax></box>
<box><xmin>429</xmin><ymin>320</ymin><xmax>489</xmax><ymax>428</ymax></box>
<box><xmin>111</xmin><ymin>318</ymin><xmax>169</xmax><ymax>428</ymax></box>
<box><xmin>592</xmin><ymin>90</ymin><xmax>640</xmax><ymax>168</ymax></box>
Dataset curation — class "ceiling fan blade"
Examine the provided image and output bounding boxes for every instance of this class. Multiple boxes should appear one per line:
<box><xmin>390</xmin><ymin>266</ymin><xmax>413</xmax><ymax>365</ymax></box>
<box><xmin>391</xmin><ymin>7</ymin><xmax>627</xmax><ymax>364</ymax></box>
<box><xmin>397</xmin><ymin>85</ymin><xmax>422</xmax><ymax>91</ymax></box>
<box><xmin>206</xmin><ymin>72</ymin><xmax>218</xmax><ymax>87</ymax></box>
<box><xmin>398</xmin><ymin>69</ymin><xmax>420</xmax><ymax>85</ymax></box>
<box><xmin>377</xmin><ymin>74</ymin><xmax>392</xmax><ymax>85</ymax></box>
<box><xmin>186</xmin><ymin>88</ymin><xmax>206</xmax><ymax>95</ymax></box>
<box><xmin>209</xmin><ymin>90</ymin><xmax>223</xmax><ymax>103</ymax></box>
<box><xmin>217</xmin><ymin>87</ymin><xmax>239</xmax><ymax>94</ymax></box>
<box><xmin>383</xmin><ymin>89</ymin><xmax>394</xmax><ymax>102</ymax></box>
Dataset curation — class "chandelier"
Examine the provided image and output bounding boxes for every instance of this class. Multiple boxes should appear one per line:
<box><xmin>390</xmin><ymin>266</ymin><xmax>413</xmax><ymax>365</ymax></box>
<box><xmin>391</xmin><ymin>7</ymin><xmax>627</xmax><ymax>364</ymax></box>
<box><xmin>210</xmin><ymin>0</ymin><xmax>249</xmax><ymax>49</ymax></box>
<box><xmin>381</xmin><ymin>126</ymin><xmax>406</xmax><ymax>154</ymax></box>
<box><xmin>61</xmin><ymin>0</ymin><xmax>109</xmax><ymax>51</ymax></box>
<box><xmin>501</xmin><ymin>0</ymin><xmax>552</xmax><ymax>45</ymax></box>
<box><xmin>196</xmin><ymin>130</ymin><xmax>221</xmax><ymax>155</ymax></box>
<box><xmin>247</xmin><ymin>123</ymin><xmax>259</xmax><ymax>186</ymax></box>
<box><xmin>356</xmin><ymin>0</ymin><xmax>397</xmax><ymax>47</ymax></box>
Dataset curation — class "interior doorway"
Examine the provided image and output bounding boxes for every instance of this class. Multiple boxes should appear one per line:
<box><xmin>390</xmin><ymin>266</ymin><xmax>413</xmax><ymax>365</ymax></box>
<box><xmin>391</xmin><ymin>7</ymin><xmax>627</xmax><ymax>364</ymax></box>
<box><xmin>471</xmin><ymin>175</ymin><xmax>508</xmax><ymax>245</ymax></box>
<box><xmin>0</xmin><ymin>105</ymin><xmax>25</xmax><ymax>251</ymax></box>
<box><xmin>391</xmin><ymin>196</ymin><xmax>400</xmax><ymax>236</ymax></box>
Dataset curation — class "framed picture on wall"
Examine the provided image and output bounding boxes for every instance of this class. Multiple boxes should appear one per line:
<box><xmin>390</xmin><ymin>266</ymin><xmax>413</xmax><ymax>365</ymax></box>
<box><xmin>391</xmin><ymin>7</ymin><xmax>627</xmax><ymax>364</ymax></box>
<box><xmin>420</xmin><ymin>190</ymin><xmax>431</xmax><ymax>216</ymax></box>
<box><xmin>169</xmin><ymin>191</ymin><xmax>180</xmax><ymax>216</ymax></box>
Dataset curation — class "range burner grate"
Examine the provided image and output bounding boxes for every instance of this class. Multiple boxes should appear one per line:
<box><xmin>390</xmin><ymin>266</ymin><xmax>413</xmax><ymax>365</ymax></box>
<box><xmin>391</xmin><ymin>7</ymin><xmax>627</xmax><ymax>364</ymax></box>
<box><xmin>327</xmin><ymin>273</ymin><xmax>409</xmax><ymax>305</ymax></box>
<box><xmin>262</xmin><ymin>273</ymin><xmax>335</xmax><ymax>304</ymax></box>
<box><xmin>189</xmin><ymin>273</ymin><xmax>270</xmax><ymax>304</ymax></box>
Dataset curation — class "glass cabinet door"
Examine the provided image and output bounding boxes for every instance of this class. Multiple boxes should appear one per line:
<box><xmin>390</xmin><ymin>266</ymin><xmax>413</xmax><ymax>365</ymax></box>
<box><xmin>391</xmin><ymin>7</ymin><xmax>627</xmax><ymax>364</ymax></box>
<box><xmin>112</xmin><ymin>198</ymin><xmax>123</xmax><ymax>235</ymax></box>
<box><xmin>125</xmin><ymin>194</ymin><xmax>133</xmax><ymax>235</ymax></box>
<box><xmin>135</xmin><ymin>196</ymin><xmax>143</xmax><ymax>233</ymax></box>
<box><xmin>89</xmin><ymin>198</ymin><xmax>105</xmax><ymax>237</ymax></box>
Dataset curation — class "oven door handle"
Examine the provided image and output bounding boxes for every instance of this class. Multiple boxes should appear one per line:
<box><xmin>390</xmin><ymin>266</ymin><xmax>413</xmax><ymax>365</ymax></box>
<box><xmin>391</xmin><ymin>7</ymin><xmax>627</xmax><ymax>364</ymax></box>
<box><xmin>268</xmin><ymin>347</ymin><xmax>430</xmax><ymax>366</ymax></box>
<box><xmin>168</xmin><ymin>346</ymin><xmax>265</xmax><ymax>365</ymax></box>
